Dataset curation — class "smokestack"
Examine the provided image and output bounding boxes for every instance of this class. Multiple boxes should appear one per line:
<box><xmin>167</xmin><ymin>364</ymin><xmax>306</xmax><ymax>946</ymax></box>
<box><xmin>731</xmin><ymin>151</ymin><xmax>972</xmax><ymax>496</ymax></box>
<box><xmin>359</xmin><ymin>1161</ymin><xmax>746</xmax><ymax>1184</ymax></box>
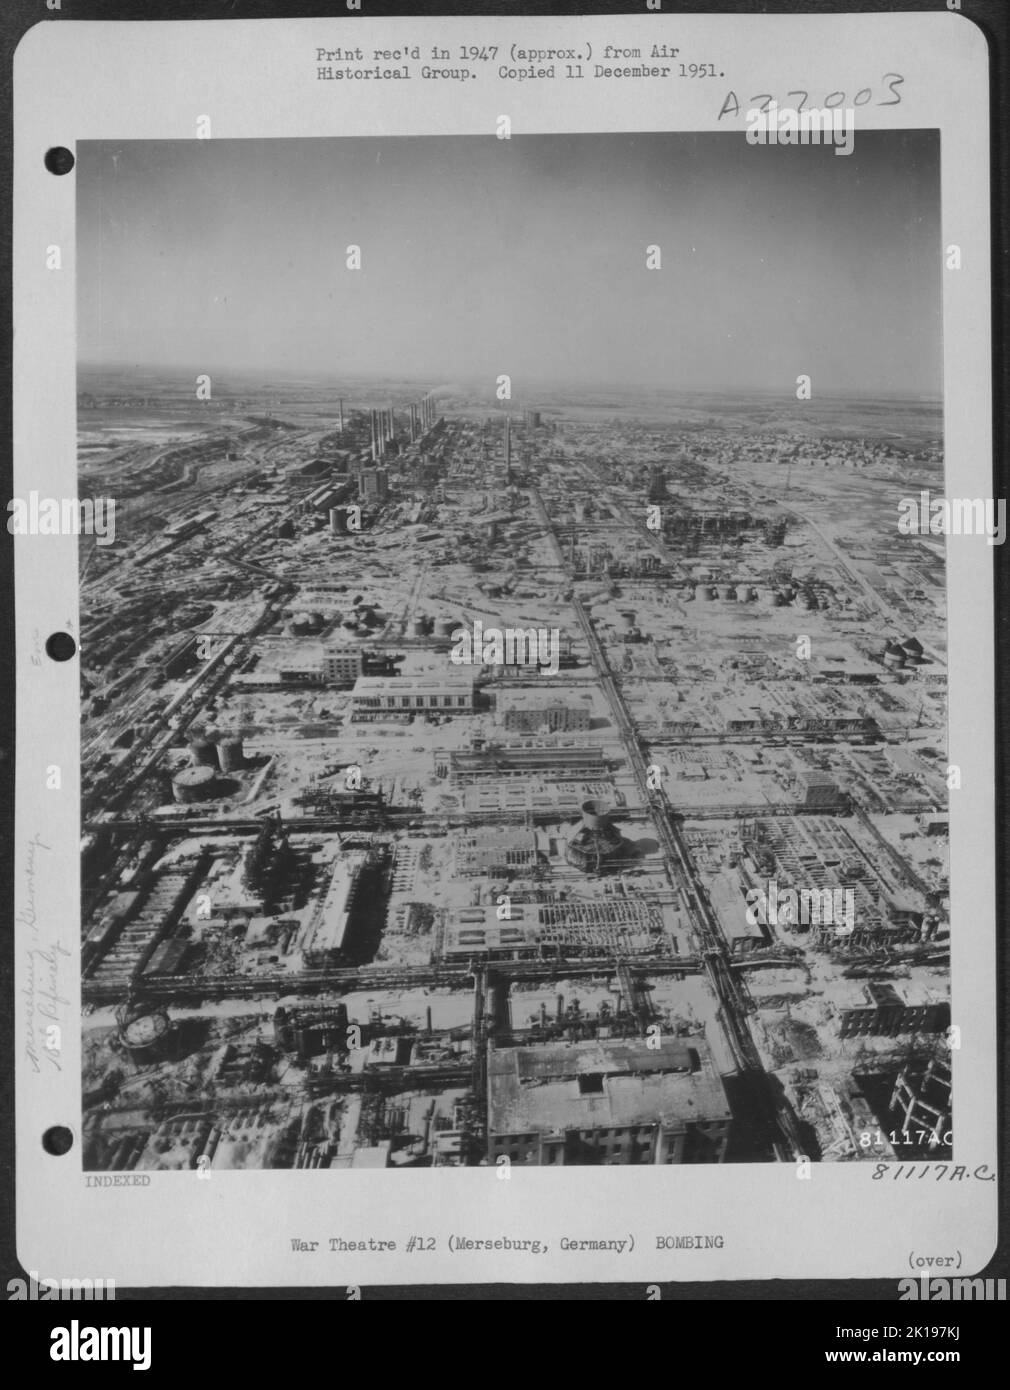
<box><xmin>338</xmin><ymin>398</ymin><xmax>344</xmax><ymax>433</ymax></box>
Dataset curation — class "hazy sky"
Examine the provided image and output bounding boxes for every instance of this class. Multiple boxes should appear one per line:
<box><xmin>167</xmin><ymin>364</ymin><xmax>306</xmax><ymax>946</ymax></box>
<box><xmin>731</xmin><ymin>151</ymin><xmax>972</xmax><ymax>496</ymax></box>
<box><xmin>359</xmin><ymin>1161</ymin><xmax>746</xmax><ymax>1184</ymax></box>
<box><xmin>78</xmin><ymin>132</ymin><xmax>942</xmax><ymax>395</ymax></box>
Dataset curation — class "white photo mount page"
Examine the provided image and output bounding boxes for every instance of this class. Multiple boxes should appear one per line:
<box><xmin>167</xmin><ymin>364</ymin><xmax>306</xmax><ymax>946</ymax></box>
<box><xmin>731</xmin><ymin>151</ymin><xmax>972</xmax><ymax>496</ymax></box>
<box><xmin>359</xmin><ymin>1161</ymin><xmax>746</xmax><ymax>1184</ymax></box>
<box><xmin>13</xmin><ymin>11</ymin><xmax>996</xmax><ymax>1289</ymax></box>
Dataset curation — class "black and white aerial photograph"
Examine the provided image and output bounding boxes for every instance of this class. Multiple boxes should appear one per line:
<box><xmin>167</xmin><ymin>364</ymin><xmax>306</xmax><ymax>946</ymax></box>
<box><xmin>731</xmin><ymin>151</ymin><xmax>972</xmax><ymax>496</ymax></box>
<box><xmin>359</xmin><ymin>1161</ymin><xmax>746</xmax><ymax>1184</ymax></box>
<box><xmin>75</xmin><ymin>131</ymin><xmax>952</xmax><ymax>1173</ymax></box>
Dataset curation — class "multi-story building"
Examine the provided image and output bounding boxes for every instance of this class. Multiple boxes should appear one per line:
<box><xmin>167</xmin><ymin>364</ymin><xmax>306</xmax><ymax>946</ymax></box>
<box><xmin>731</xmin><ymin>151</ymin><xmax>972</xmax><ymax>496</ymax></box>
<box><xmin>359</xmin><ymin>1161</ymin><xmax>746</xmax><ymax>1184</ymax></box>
<box><xmin>452</xmin><ymin>828</ymin><xmax>540</xmax><ymax>878</ymax></box>
<box><xmin>321</xmin><ymin>648</ymin><xmax>364</xmax><ymax>686</ymax></box>
<box><xmin>351</xmin><ymin>671</ymin><xmax>475</xmax><ymax>717</ymax></box>
<box><xmin>496</xmin><ymin>689</ymin><xmax>592</xmax><ymax>733</ymax></box>
<box><xmin>486</xmin><ymin>1038</ymin><xmax>732</xmax><ymax>1165</ymax></box>
<box><xmin>356</xmin><ymin>467</ymin><xmax>389</xmax><ymax>501</ymax></box>
<box><xmin>837</xmin><ymin>981</ymin><xmax>950</xmax><ymax>1038</ymax></box>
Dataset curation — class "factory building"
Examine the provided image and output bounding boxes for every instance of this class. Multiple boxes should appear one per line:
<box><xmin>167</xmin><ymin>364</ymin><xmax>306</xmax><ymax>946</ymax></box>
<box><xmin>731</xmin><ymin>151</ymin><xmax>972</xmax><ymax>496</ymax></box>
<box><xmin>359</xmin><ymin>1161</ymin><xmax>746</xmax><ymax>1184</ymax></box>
<box><xmin>299</xmin><ymin>480</ymin><xmax>353</xmax><ymax>515</ymax></box>
<box><xmin>452</xmin><ymin>828</ymin><xmax>540</xmax><ymax>878</ymax></box>
<box><xmin>274</xmin><ymin>1004</ymin><xmax>350</xmax><ymax>1060</ymax></box>
<box><xmin>351</xmin><ymin>671</ymin><xmax>475</xmax><ymax>718</ymax></box>
<box><xmin>496</xmin><ymin>689</ymin><xmax>592</xmax><ymax>734</ymax></box>
<box><xmin>439</xmin><ymin>742</ymin><xmax>607</xmax><ymax>782</ymax></box>
<box><xmin>837</xmin><ymin>981</ymin><xmax>950</xmax><ymax>1038</ymax></box>
<box><xmin>321</xmin><ymin>648</ymin><xmax>364</xmax><ymax>686</ymax></box>
<box><xmin>441</xmin><ymin>899</ymin><xmax>664</xmax><ymax>962</ymax></box>
<box><xmin>300</xmin><ymin>852</ymin><xmax>369</xmax><ymax>968</ymax></box>
<box><xmin>486</xmin><ymin>1038</ymin><xmax>732</xmax><ymax>1165</ymax></box>
<box><xmin>708</xmin><ymin>871</ymin><xmax>770</xmax><ymax>956</ymax></box>
<box><xmin>356</xmin><ymin>467</ymin><xmax>389</xmax><ymax>501</ymax></box>
<box><xmin>794</xmin><ymin>769</ymin><xmax>843</xmax><ymax>808</ymax></box>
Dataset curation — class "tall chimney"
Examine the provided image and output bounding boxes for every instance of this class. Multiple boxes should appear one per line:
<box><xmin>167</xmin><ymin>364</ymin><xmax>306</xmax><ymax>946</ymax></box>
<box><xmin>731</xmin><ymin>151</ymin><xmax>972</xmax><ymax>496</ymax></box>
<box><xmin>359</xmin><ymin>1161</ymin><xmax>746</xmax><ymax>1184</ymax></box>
<box><xmin>338</xmin><ymin>398</ymin><xmax>344</xmax><ymax>433</ymax></box>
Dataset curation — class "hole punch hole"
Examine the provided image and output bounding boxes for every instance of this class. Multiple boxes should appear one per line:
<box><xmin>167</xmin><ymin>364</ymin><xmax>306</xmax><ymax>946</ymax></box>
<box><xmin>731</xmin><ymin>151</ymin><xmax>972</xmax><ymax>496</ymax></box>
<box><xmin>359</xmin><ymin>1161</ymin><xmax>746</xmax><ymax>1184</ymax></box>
<box><xmin>42</xmin><ymin>1126</ymin><xmax>74</xmax><ymax>1157</ymax></box>
<box><xmin>44</xmin><ymin>146</ymin><xmax>74</xmax><ymax>176</ymax></box>
<box><xmin>45</xmin><ymin>631</ymin><xmax>76</xmax><ymax>662</ymax></box>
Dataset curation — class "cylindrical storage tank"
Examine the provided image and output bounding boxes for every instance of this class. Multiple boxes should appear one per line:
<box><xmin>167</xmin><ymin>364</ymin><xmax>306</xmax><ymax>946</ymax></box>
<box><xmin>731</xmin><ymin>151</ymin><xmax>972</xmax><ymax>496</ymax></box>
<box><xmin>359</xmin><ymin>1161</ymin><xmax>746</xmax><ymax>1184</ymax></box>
<box><xmin>188</xmin><ymin>738</ymin><xmax>217</xmax><ymax>768</ymax></box>
<box><xmin>217</xmin><ymin>737</ymin><xmax>244</xmax><ymax>772</ymax></box>
<box><xmin>411</xmin><ymin>617</ymin><xmax>427</xmax><ymax>637</ymax></box>
<box><xmin>883</xmin><ymin>642</ymin><xmax>905</xmax><ymax>668</ymax></box>
<box><xmin>718</xmin><ymin>583</ymin><xmax>736</xmax><ymax>600</ymax></box>
<box><xmin>758</xmin><ymin>586</ymin><xmax>778</xmax><ymax>606</ymax></box>
<box><xmin>289</xmin><ymin>614</ymin><xmax>312</xmax><ymax>635</ymax></box>
<box><xmin>306</xmin><ymin>612</ymin><xmax>324</xmax><ymax>632</ymax></box>
<box><xmin>736</xmin><ymin>584</ymin><xmax>753</xmax><ymax>602</ymax></box>
<box><xmin>120</xmin><ymin>1009</ymin><xmax>172</xmax><ymax>1063</ymax></box>
<box><xmin>435</xmin><ymin>616</ymin><xmax>456</xmax><ymax>638</ymax></box>
<box><xmin>694</xmin><ymin>584</ymin><xmax>714</xmax><ymax>602</ymax></box>
<box><xmin>620</xmin><ymin>611</ymin><xmax>636</xmax><ymax>630</ymax></box>
<box><xmin>580</xmin><ymin>799</ymin><xmax>603</xmax><ymax>831</ymax></box>
<box><xmin>172</xmin><ymin>765</ymin><xmax>218</xmax><ymax>804</ymax></box>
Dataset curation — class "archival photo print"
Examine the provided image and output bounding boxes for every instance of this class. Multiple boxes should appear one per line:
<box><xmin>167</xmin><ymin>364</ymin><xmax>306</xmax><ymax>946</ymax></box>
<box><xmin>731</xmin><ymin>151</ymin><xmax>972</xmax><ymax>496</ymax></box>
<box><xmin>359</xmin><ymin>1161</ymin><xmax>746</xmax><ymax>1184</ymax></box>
<box><xmin>76</xmin><ymin>131</ymin><xmax>951</xmax><ymax>1174</ymax></box>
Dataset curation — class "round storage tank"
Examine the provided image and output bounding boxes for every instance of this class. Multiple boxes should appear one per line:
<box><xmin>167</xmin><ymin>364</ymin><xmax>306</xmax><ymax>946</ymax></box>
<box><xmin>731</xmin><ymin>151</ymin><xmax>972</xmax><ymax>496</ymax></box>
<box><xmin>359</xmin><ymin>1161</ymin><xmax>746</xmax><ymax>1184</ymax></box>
<box><xmin>172</xmin><ymin>765</ymin><xmax>218</xmax><ymax>804</ymax></box>
<box><xmin>217</xmin><ymin>737</ymin><xmax>244</xmax><ymax>772</ymax></box>
<box><xmin>718</xmin><ymin>583</ymin><xmax>736</xmax><ymax>600</ymax></box>
<box><xmin>883</xmin><ymin>642</ymin><xmax>906</xmax><ymax>668</ymax></box>
<box><xmin>119</xmin><ymin>1009</ymin><xmax>172</xmax><ymax>1063</ymax></box>
<box><xmin>411</xmin><ymin>617</ymin><xmax>427</xmax><ymax>637</ymax></box>
<box><xmin>435</xmin><ymin>616</ymin><xmax>457</xmax><ymax>638</ymax></box>
<box><xmin>694</xmin><ymin>585</ymin><xmax>714</xmax><ymax>602</ymax></box>
<box><xmin>736</xmin><ymin>584</ymin><xmax>753</xmax><ymax>602</ymax></box>
<box><xmin>188</xmin><ymin>738</ymin><xmax>217</xmax><ymax>768</ymax></box>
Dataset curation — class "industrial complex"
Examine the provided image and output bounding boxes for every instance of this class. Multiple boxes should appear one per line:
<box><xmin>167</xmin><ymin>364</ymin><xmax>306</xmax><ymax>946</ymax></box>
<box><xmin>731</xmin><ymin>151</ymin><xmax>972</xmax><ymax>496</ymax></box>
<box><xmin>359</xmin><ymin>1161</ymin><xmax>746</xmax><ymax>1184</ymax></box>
<box><xmin>78</xmin><ymin>371</ymin><xmax>950</xmax><ymax>1170</ymax></box>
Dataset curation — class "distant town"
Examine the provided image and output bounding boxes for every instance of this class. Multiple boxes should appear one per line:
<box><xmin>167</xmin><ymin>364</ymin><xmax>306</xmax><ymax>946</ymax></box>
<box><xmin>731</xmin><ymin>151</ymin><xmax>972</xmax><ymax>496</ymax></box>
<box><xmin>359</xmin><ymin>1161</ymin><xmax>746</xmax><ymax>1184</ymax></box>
<box><xmin>78</xmin><ymin>368</ymin><xmax>950</xmax><ymax>1171</ymax></box>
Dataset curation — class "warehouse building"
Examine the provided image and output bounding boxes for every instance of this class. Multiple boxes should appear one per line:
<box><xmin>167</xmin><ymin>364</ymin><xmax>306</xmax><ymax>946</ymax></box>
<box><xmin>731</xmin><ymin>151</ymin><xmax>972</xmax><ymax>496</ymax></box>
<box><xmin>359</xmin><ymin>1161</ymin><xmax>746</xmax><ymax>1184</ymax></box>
<box><xmin>487</xmin><ymin>1038</ymin><xmax>732</xmax><ymax>1165</ymax></box>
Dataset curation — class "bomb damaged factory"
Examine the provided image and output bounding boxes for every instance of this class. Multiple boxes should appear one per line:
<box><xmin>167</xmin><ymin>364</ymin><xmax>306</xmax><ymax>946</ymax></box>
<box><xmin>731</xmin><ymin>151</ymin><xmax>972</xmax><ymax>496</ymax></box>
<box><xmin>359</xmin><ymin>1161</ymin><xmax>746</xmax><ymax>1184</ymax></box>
<box><xmin>78</xmin><ymin>374</ymin><xmax>950</xmax><ymax>1171</ymax></box>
